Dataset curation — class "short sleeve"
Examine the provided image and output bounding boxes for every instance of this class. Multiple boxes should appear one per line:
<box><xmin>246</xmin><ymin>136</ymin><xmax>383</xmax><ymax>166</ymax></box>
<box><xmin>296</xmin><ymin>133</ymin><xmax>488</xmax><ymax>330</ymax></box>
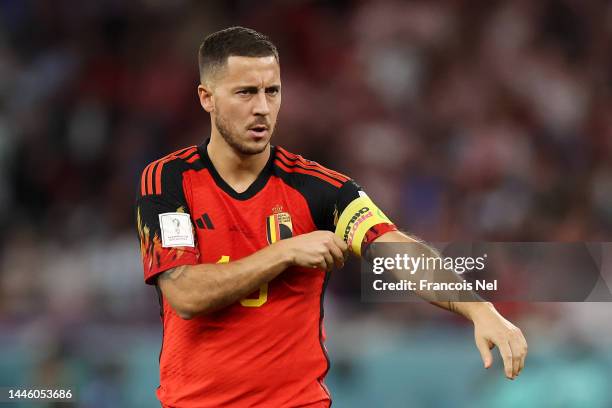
<box><xmin>333</xmin><ymin>180</ymin><xmax>397</xmax><ymax>256</ymax></box>
<box><xmin>135</xmin><ymin>159</ymin><xmax>200</xmax><ymax>284</ymax></box>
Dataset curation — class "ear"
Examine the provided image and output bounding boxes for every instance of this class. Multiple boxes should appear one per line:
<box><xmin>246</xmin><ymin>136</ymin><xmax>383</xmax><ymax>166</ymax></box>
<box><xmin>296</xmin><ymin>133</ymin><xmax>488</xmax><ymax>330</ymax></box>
<box><xmin>198</xmin><ymin>84</ymin><xmax>214</xmax><ymax>113</ymax></box>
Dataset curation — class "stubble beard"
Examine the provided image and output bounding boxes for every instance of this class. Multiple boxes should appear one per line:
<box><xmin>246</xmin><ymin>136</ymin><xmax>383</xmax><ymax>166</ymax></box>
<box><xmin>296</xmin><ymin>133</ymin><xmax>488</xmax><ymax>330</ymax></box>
<box><xmin>215</xmin><ymin>114</ymin><xmax>272</xmax><ymax>156</ymax></box>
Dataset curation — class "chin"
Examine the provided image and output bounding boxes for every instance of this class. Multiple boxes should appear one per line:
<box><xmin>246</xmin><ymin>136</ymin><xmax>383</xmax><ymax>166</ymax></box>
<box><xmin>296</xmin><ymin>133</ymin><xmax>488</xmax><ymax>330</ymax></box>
<box><xmin>237</xmin><ymin>138</ymin><xmax>270</xmax><ymax>155</ymax></box>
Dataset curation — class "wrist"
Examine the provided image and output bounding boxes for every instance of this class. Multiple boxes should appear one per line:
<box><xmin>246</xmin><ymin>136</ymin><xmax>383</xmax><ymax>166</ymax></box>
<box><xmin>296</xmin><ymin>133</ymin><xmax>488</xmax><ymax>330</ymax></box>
<box><xmin>457</xmin><ymin>301</ymin><xmax>495</xmax><ymax>322</ymax></box>
<box><xmin>271</xmin><ymin>240</ymin><xmax>295</xmax><ymax>268</ymax></box>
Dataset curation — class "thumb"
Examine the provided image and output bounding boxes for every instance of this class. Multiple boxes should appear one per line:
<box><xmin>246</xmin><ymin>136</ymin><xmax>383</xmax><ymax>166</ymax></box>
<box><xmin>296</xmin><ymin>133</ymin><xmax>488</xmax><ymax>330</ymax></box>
<box><xmin>476</xmin><ymin>336</ymin><xmax>493</xmax><ymax>369</ymax></box>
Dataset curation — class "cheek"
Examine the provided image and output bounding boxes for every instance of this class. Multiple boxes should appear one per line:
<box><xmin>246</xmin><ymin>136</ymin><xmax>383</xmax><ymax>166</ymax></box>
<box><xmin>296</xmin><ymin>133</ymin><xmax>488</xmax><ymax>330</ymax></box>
<box><xmin>218</xmin><ymin>102</ymin><xmax>245</xmax><ymax>122</ymax></box>
<box><xmin>271</xmin><ymin>99</ymin><xmax>282</xmax><ymax>118</ymax></box>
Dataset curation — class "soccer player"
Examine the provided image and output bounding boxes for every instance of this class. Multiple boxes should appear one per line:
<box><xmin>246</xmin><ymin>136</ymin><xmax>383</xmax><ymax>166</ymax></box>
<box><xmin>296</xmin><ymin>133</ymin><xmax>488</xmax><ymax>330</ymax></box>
<box><xmin>136</xmin><ymin>27</ymin><xmax>527</xmax><ymax>407</ymax></box>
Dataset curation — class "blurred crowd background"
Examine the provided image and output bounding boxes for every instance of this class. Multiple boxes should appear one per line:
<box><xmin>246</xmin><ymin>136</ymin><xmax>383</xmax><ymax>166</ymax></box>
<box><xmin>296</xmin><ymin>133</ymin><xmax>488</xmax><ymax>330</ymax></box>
<box><xmin>1</xmin><ymin>0</ymin><xmax>612</xmax><ymax>407</ymax></box>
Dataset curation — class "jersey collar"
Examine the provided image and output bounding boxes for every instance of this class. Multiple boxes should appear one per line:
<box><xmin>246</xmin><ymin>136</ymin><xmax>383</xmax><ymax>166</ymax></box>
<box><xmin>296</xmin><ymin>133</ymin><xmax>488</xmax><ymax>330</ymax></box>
<box><xmin>197</xmin><ymin>138</ymin><xmax>275</xmax><ymax>201</ymax></box>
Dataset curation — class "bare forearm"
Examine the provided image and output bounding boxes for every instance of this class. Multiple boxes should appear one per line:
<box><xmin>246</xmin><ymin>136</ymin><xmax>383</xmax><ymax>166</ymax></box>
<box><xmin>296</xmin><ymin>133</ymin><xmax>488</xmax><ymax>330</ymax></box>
<box><xmin>370</xmin><ymin>231</ymin><xmax>482</xmax><ymax>318</ymax></box>
<box><xmin>159</xmin><ymin>243</ymin><xmax>291</xmax><ymax>318</ymax></box>
<box><xmin>370</xmin><ymin>232</ymin><xmax>527</xmax><ymax>379</ymax></box>
<box><xmin>429</xmin><ymin>300</ymin><xmax>497</xmax><ymax>322</ymax></box>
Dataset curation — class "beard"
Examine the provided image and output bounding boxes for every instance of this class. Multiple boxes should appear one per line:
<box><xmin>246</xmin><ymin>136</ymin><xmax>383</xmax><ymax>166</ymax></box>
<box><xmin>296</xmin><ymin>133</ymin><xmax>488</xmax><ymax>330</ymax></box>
<box><xmin>214</xmin><ymin>113</ymin><xmax>272</xmax><ymax>155</ymax></box>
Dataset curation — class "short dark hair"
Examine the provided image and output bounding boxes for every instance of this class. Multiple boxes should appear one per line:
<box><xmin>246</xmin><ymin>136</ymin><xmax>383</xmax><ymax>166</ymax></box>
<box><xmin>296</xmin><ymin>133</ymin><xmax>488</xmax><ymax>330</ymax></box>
<box><xmin>198</xmin><ymin>26</ymin><xmax>279</xmax><ymax>84</ymax></box>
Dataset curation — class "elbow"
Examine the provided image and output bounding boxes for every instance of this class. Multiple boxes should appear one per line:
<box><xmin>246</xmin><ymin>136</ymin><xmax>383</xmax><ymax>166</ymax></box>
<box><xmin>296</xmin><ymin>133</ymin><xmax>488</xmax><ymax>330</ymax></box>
<box><xmin>174</xmin><ymin>302</ymin><xmax>203</xmax><ymax>320</ymax></box>
<box><xmin>173</xmin><ymin>298</ymin><xmax>215</xmax><ymax>320</ymax></box>
<box><xmin>176</xmin><ymin>309</ymin><xmax>196</xmax><ymax>320</ymax></box>
<box><xmin>162</xmin><ymin>284</ymin><xmax>213</xmax><ymax>320</ymax></box>
<box><xmin>174</xmin><ymin>303</ymin><xmax>196</xmax><ymax>320</ymax></box>
<box><xmin>161</xmin><ymin>283</ymin><xmax>220</xmax><ymax>319</ymax></box>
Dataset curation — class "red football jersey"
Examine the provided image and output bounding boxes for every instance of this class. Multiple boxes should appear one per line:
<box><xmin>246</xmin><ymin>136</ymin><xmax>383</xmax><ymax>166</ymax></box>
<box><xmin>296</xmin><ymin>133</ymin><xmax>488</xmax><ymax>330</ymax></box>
<box><xmin>136</xmin><ymin>141</ymin><xmax>396</xmax><ymax>407</ymax></box>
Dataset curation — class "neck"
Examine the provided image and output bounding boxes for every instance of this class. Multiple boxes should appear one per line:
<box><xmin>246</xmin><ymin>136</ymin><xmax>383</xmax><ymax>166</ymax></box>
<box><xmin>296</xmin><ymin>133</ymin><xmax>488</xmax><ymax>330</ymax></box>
<box><xmin>207</xmin><ymin>133</ymin><xmax>270</xmax><ymax>193</ymax></box>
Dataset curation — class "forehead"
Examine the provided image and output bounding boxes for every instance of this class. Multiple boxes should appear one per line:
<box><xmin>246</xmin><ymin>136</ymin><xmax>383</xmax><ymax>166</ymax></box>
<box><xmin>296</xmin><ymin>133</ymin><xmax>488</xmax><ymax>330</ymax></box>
<box><xmin>217</xmin><ymin>55</ymin><xmax>280</xmax><ymax>86</ymax></box>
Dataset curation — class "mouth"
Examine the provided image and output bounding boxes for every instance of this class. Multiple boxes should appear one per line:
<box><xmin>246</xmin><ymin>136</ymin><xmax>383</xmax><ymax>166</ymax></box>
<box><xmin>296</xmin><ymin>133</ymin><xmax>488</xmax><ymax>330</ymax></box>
<box><xmin>248</xmin><ymin>124</ymin><xmax>269</xmax><ymax>138</ymax></box>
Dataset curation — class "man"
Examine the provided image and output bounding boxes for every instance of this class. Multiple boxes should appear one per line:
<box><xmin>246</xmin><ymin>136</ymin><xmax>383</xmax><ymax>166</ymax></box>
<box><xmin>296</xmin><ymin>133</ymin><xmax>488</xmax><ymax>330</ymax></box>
<box><xmin>136</xmin><ymin>26</ymin><xmax>527</xmax><ymax>408</ymax></box>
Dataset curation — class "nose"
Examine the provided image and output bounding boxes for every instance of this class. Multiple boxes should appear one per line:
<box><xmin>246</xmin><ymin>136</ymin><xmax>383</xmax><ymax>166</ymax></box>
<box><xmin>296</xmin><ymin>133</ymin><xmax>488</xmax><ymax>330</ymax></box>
<box><xmin>252</xmin><ymin>90</ymin><xmax>270</xmax><ymax>116</ymax></box>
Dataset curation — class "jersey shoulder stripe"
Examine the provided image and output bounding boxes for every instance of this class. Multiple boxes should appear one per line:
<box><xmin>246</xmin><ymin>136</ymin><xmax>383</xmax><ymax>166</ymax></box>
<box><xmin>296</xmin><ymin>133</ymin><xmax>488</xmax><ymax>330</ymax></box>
<box><xmin>274</xmin><ymin>148</ymin><xmax>349</xmax><ymax>188</ymax></box>
<box><xmin>275</xmin><ymin>153</ymin><xmax>349</xmax><ymax>184</ymax></box>
<box><xmin>276</xmin><ymin>147</ymin><xmax>350</xmax><ymax>182</ymax></box>
<box><xmin>140</xmin><ymin>146</ymin><xmax>198</xmax><ymax>196</ymax></box>
<box><xmin>274</xmin><ymin>159</ymin><xmax>343</xmax><ymax>188</ymax></box>
<box><xmin>272</xmin><ymin>146</ymin><xmax>355</xmax><ymax>231</ymax></box>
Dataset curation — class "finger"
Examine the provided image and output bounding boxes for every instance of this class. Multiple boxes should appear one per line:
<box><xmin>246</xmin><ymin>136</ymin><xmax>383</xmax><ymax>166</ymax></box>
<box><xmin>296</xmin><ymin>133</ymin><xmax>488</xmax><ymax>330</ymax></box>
<box><xmin>517</xmin><ymin>336</ymin><xmax>528</xmax><ymax>376</ymax></box>
<box><xmin>322</xmin><ymin>252</ymin><xmax>334</xmax><ymax>271</ymax></box>
<box><xmin>508</xmin><ymin>339</ymin><xmax>522</xmax><ymax>378</ymax></box>
<box><xmin>498</xmin><ymin>341</ymin><xmax>514</xmax><ymax>379</ymax></box>
<box><xmin>311</xmin><ymin>255</ymin><xmax>327</xmax><ymax>270</ymax></box>
<box><xmin>475</xmin><ymin>336</ymin><xmax>493</xmax><ymax>369</ymax></box>
<box><xmin>327</xmin><ymin>243</ymin><xmax>345</xmax><ymax>269</ymax></box>
<box><xmin>331</xmin><ymin>233</ymin><xmax>349</xmax><ymax>254</ymax></box>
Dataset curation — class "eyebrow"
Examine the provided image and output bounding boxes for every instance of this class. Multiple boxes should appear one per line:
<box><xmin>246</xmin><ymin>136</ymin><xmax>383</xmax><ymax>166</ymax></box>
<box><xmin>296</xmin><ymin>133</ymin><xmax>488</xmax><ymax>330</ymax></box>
<box><xmin>234</xmin><ymin>84</ymin><xmax>281</xmax><ymax>92</ymax></box>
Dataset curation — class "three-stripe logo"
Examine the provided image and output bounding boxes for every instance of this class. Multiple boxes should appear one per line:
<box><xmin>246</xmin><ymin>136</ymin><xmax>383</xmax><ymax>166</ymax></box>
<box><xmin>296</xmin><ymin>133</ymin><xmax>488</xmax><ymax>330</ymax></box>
<box><xmin>195</xmin><ymin>213</ymin><xmax>214</xmax><ymax>230</ymax></box>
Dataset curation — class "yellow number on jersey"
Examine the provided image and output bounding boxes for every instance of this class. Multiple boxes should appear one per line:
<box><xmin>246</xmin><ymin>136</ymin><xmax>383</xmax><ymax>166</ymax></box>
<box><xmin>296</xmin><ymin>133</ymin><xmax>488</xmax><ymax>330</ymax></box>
<box><xmin>216</xmin><ymin>255</ymin><xmax>268</xmax><ymax>307</ymax></box>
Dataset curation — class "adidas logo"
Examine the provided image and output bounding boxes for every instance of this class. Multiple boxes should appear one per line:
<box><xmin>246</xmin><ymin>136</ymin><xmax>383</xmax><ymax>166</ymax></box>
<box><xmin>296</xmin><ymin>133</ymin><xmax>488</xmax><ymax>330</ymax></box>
<box><xmin>195</xmin><ymin>213</ymin><xmax>214</xmax><ymax>230</ymax></box>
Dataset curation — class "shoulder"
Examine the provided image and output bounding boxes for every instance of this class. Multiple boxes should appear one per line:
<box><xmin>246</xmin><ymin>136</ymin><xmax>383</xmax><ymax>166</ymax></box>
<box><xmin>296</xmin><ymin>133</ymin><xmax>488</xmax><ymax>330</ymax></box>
<box><xmin>272</xmin><ymin>146</ymin><xmax>361</xmax><ymax>230</ymax></box>
<box><xmin>272</xmin><ymin>145</ymin><xmax>351</xmax><ymax>190</ymax></box>
<box><xmin>139</xmin><ymin>145</ymin><xmax>201</xmax><ymax>197</ymax></box>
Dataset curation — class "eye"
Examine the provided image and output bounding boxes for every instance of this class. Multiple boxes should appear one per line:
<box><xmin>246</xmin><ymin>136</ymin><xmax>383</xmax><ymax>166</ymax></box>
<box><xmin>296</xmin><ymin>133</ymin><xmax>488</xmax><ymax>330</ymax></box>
<box><xmin>266</xmin><ymin>87</ymin><xmax>280</xmax><ymax>96</ymax></box>
<box><xmin>237</xmin><ymin>89</ymin><xmax>250</xmax><ymax>95</ymax></box>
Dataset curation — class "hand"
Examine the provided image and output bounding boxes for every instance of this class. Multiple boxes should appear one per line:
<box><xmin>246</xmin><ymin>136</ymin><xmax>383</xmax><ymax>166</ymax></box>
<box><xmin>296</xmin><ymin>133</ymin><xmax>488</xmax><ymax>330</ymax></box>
<box><xmin>469</xmin><ymin>303</ymin><xmax>528</xmax><ymax>379</ymax></box>
<box><xmin>277</xmin><ymin>231</ymin><xmax>348</xmax><ymax>271</ymax></box>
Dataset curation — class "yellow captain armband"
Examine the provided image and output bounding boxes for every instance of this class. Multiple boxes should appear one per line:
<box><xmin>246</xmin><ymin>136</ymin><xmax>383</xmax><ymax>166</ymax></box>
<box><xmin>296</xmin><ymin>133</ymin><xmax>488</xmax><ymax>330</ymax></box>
<box><xmin>334</xmin><ymin>194</ymin><xmax>393</xmax><ymax>256</ymax></box>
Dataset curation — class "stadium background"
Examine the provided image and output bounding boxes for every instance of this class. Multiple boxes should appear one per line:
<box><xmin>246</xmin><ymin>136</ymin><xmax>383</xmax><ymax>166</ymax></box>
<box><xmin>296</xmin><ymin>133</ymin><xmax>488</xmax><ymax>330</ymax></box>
<box><xmin>1</xmin><ymin>0</ymin><xmax>612</xmax><ymax>406</ymax></box>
